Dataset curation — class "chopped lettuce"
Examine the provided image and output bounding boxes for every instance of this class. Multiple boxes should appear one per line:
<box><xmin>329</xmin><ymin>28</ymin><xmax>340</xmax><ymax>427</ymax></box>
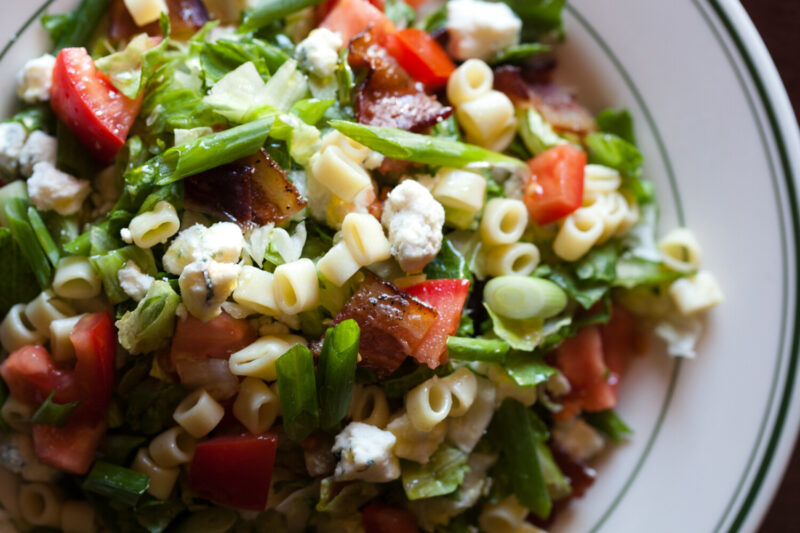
<box><xmin>316</xmin><ymin>478</ymin><xmax>379</xmax><ymax>515</ymax></box>
<box><xmin>536</xmin><ymin>441</ymin><xmax>571</xmax><ymax>501</ymax></box>
<box><xmin>503</xmin><ymin>351</ymin><xmax>557</xmax><ymax>387</ymax></box>
<box><xmin>90</xmin><ymin>247</ymin><xmax>158</xmax><ymax>304</ymax></box>
<box><xmin>596</xmin><ymin>108</ymin><xmax>637</xmax><ymax>145</ymax></box>
<box><xmin>116</xmin><ymin>281</ymin><xmax>180</xmax><ymax>355</ymax></box>
<box><xmin>517</xmin><ymin>107</ymin><xmax>568</xmax><ymax>156</ymax></box>
<box><xmin>402</xmin><ymin>445</ymin><xmax>470</xmax><ymax>500</ymax></box>
<box><xmin>502</xmin><ymin>0</ymin><xmax>567</xmax><ymax>41</ymax></box>
<box><xmin>96</xmin><ymin>27</ymin><xmax>169</xmax><ymax>99</ymax></box>
<box><xmin>197</xmin><ymin>36</ymin><xmax>288</xmax><ymax>86</ymax></box>
<box><xmin>424</xmin><ymin>237</ymin><xmax>472</xmax><ymax>282</ymax></box>
<box><xmin>485</xmin><ymin>304</ymin><xmax>572</xmax><ymax>352</ymax></box>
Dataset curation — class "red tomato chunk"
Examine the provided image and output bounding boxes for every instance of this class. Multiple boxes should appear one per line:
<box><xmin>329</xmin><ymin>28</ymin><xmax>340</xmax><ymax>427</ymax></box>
<box><xmin>50</xmin><ymin>48</ymin><xmax>142</xmax><ymax>163</ymax></box>
<box><xmin>189</xmin><ymin>433</ymin><xmax>278</xmax><ymax>511</ymax></box>
<box><xmin>405</xmin><ymin>279</ymin><xmax>470</xmax><ymax>368</ymax></box>
<box><xmin>524</xmin><ymin>144</ymin><xmax>587</xmax><ymax>226</ymax></box>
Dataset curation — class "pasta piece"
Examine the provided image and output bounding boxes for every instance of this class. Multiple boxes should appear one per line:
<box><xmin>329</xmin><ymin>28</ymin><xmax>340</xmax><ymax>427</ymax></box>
<box><xmin>317</xmin><ymin>242</ymin><xmax>361</xmax><ymax>287</ymax></box>
<box><xmin>457</xmin><ymin>90</ymin><xmax>518</xmax><ymax>152</ymax></box>
<box><xmin>386</xmin><ymin>411</ymin><xmax>447</xmax><ymax>464</ymax></box>
<box><xmin>583</xmin><ymin>164</ymin><xmax>621</xmax><ymax>201</ymax></box>
<box><xmin>406</xmin><ymin>376</ymin><xmax>453</xmax><ymax>432</ymax></box>
<box><xmin>149</xmin><ymin>427</ymin><xmax>197</xmax><ymax>468</ymax></box>
<box><xmin>173</xmin><ymin>389</ymin><xmax>225</xmax><ymax>438</ymax></box>
<box><xmin>485</xmin><ymin>242</ymin><xmax>540</xmax><ymax>277</ymax></box>
<box><xmin>8</xmin><ymin>433</ymin><xmax>59</xmax><ymax>483</ymax></box>
<box><xmin>233</xmin><ymin>377</ymin><xmax>280</xmax><ymax>434</ymax></box>
<box><xmin>439</xmin><ymin>367</ymin><xmax>478</xmax><ymax>417</ymax></box>
<box><xmin>60</xmin><ymin>500</ymin><xmax>98</xmax><ymax>533</ymax></box>
<box><xmin>273</xmin><ymin>259</ymin><xmax>320</xmax><ymax>315</ymax></box>
<box><xmin>229</xmin><ymin>334</ymin><xmax>306</xmax><ymax>381</ymax></box>
<box><xmin>0</xmin><ymin>303</ymin><xmax>45</xmax><ymax>353</ymax></box>
<box><xmin>480</xmin><ymin>198</ymin><xmax>528</xmax><ymax>246</ymax></box>
<box><xmin>433</xmin><ymin>168</ymin><xmax>487</xmax><ymax>213</ymax></box>
<box><xmin>233</xmin><ymin>266</ymin><xmax>279</xmax><ymax>316</ymax></box>
<box><xmin>320</xmin><ymin>130</ymin><xmax>372</xmax><ymax>165</ymax></box>
<box><xmin>668</xmin><ymin>270</ymin><xmax>724</xmax><ymax>315</ymax></box>
<box><xmin>310</xmin><ymin>145</ymin><xmax>371</xmax><ymax>202</ymax></box>
<box><xmin>128</xmin><ymin>201</ymin><xmax>180</xmax><ymax>249</ymax></box>
<box><xmin>615</xmin><ymin>190</ymin><xmax>640</xmax><ymax>237</ymax></box>
<box><xmin>478</xmin><ymin>495</ymin><xmax>528</xmax><ymax>533</ymax></box>
<box><xmin>447</xmin><ymin>59</ymin><xmax>493</xmax><ymax>106</ymax></box>
<box><xmin>342</xmin><ymin>213</ymin><xmax>392</xmax><ymax>266</ymax></box>
<box><xmin>447</xmin><ymin>377</ymin><xmax>497</xmax><ymax>453</ymax></box>
<box><xmin>0</xmin><ymin>467</ymin><xmax>21</xmax><ymax>519</ymax></box>
<box><xmin>348</xmin><ymin>385</ymin><xmax>390</xmax><ymax>428</ymax></box>
<box><xmin>597</xmin><ymin>191</ymin><xmax>628</xmax><ymax>244</ymax></box>
<box><xmin>658</xmin><ymin>227</ymin><xmax>702</xmax><ymax>273</ymax></box>
<box><xmin>49</xmin><ymin>315</ymin><xmax>84</xmax><ymax>364</ymax></box>
<box><xmin>52</xmin><ymin>256</ymin><xmax>102</xmax><ymax>300</ymax></box>
<box><xmin>132</xmin><ymin>448</ymin><xmax>179</xmax><ymax>500</ymax></box>
<box><xmin>1</xmin><ymin>396</ymin><xmax>34</xmax><ymax>432</ymax></box>
<box><xmin>552</xmin><ymin>207</ymin><xmax>604</xmax><ymax>261</ymax></box>
<box><xmin>24</xmin><ymin>290</ymin><xmax>74</xmax><ymax>337</ymax></box>
<box><xmin>19</xmin><ymin>483</ymin><xmax>62</xmax><ymax>528</ymax></box>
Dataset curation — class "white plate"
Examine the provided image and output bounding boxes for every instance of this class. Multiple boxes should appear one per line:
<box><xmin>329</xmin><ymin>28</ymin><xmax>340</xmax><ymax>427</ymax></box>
<box><xmin>2</xmin><ymin>1</ymin><xmax>799</xmax><ymax>532</ymax></box>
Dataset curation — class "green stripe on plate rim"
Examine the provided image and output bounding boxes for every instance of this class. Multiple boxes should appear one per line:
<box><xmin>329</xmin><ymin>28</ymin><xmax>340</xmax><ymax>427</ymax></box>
<box><xmin>2</xmin><ymin>2</ymin><xmax>799</xmax><ymax>532</ymax></box>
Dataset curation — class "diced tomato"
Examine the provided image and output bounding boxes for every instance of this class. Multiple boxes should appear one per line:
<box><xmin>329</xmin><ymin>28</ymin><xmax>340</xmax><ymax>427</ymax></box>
<box><xmin>0</xmin><ymin>346</ymin><xmax>74</xmax><ymax>406</ymax></box>
<box><xmin>384</xmin><ymin>29</ymin><xmax>456</xmax><ymax>89</ymax></box>
<box><xmin>401</xmin><ymin>0</ymin><xmax>429</xmax><ymax>7</ymax></box>
<box><xmin>314</xmin><ymin>0</ymin><xmax>386</xmax><ymax>25</ymax></box>
<box><xmin>170</xmin><ymin>312</ymin><xmax>256</xmax><ymax>363</ymax></box>
<box><xmin>33</xmin><ymin>419</ymin><xmax>107</xmax><ymax>475</ymax></box>
<box><xmin>70</xmin><ymin>311</ymin><xmax>116</xmax><ymax>419</ymax></box>
<box><xmin>320</xmin><ymin>0</ymin><xmax>396</xmax><ymax>46</ymax></box>
<box><xmin>362</xmin><ymin>502</ymin><xmax>419</xmax><ymax>533</ymax></box>
<box><xmin>404</xmin><ymin>279</ymin><xmax>470</xmax><ymax>369</ymax></box>
<box><xmin>553</xmin><ymin>326</ymin><xmax>616</xmax><ymax>419</ymax></box>
<box><xmin>50</xmin><ymin>48</ymin><xmax>142</xmax><ymax>163</ymax></box>
<box><xmin>523</xmin><ymin>145</ymin><xmax>587</xmax><ymax>225</ymax></box>
<box><xmin>189</xmin><ymin>433</ymin><xmax>278</xmax><ymax>511</ymax></box>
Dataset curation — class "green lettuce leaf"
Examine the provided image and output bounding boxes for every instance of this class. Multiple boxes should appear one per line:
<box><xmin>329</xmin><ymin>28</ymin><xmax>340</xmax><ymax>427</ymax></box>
<box><xmin>501</xmin><ymin>0</ymin><xmax>566</xmax><ymax>41</ymax></box>
<box><xmin>402</xmin><ymin>445</ymin><xmax>470</xmax><ymax>500</ymax></box>
<box><xmin>503</xmin><ymin>351</ymin><xmax>556</xmax><ymax>387</ymax></box>
<box><xmin>583</xmin><ymin>410</ymin><xmax>633</xmax><ymax>444</ymax></box>
<box><xmin>316</xmin><ymin>478</ymin><xmax>379</xmax><ymax>515</ymax></box>
<box><xmin>517</xmin><ymin>107</ymin><xmax>567</xmax><ymax>156</ymax></box>
<box><xmin>197</xmin><ymin>36</ymin><xmax>288</xmax><ymax>86</ymax></box>
<box><xmin>485</xmin><ymin>304</ymin><xmax>572</xmax><ymax>352</ymax></box>
<box><xmin>424</xmin><ymin>237</ymin><xmax>472</xmax><ymax>281</ymax></box>
<box><xmin>596</xmin><ymin>108</ymin><xmax>636</xmax><ymax>145</ymax></box>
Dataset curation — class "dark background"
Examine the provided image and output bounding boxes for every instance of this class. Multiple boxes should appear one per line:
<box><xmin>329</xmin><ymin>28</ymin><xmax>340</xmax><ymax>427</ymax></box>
<box><xmin>741</xmin><ymin>2</ymin><xmax>800</xmax><ymax>531</ymax></box>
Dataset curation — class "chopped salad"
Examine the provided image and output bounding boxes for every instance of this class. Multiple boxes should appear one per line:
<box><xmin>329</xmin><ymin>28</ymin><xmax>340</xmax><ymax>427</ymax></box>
<box><xmin>0</xmin><ymin>0</ymin><xmax>723</xmax><ymax>532</ymax></box>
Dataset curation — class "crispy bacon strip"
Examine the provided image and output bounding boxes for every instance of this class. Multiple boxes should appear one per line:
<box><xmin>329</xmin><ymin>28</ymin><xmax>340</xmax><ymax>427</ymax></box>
<box><xmin>185</xmin><ymin>149</ymin><xmax>307</xmax><ymax>228</ymax></box>
<box><xmin>328</xmin><ymin>274</ymin><xmax>438</xmax><ymax>376</ymax></box>
<box><xmin>109</xmin><ymin>0</ymin><xmax>209</xmax><ymax>41</ymax></box>
<box><xmin>494</xmin><ymin>66</ymin><xmax>596</xmax><ymax>135</ymax></box>
<box><xmin>349</xmin><ymin>31</ymin><xmax>453</xmax><ymax>133</ymax></box>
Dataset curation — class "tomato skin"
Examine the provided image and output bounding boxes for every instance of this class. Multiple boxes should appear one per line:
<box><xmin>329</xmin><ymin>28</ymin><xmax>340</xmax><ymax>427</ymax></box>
<box><xmin>50</xmin><ymin>48</ymin><xmax>141</xmax><ymax>163</ymax></box>
<box><xmin>33</xmin><ymin>420</ymin><xmax>107</xmax><ymax>475</ymax></box>
<box><xmin>315</xmin><ymin>0</ymin><xmax>385</xmax><ymax>25</ymax></box>
<box><xmin>405</xmin><ymin>279</ymin><xmax>470</xmax><ymax>369</ymax></box>
<box><xmin>362</xmin><ymin>502</ymin><xmax>419</xmax><ymax>533</ymax></box>
<box><xmin>320</xmin><ymin>0</ymin><xmax>396</xmax><ymax>45</ymax></box>
<box><xmin>170</xmin><ymin>312</ymin><xmax>256</xmax><ymax>363</ymax></box>
<box><xmin>70</xmin><ymin>311</ymin><xmax>116</xmax><ymax>419</ymax></box>
<box><xmin>383</xmin><ymin>29</ymin><xmax>456</xmax><ymax>89</ymax></box>
<box><xmin>553</xmin><ymin>325</ymin><xmax>616</xmax><ymax>418</ymax></box>
<box><xmin>524</xmin><ymin>145</ymin><xmax>587</xmax><ymax>225</ymax></box>
<box><xmin>0</xmin><ymin>346</ymin><xmax>74</xmax><ymax>406</ymax></box>
<box><xmin>189</xmin><ymin>433</ymin><xmax>278</xmax><ymax>511</ymax></box>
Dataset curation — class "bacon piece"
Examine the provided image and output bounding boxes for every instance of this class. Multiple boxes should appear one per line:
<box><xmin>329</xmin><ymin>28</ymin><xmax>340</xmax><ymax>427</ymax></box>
<box><xmin>349</xmin><ymin>31</ymin><xmax>453</xmax><ymax>133</ymax></box>
<box><xmin>109</xmin><ymin>0</ymin><xmax>209</xmax><ymax>41</ymax></box>
<box><xmin>328</xmin><ymin>274</ymin><xmax>438</xmax><ymax>376</ymax></box>
<box><xmin>185</xmin><ymin>149</ymin><xmax>307</xmax><ymax>228</ymax></box>
<box><xmin>494</xmin><ymin>66</ymin><xmax>596</xmax><ymax>135</ymax></box>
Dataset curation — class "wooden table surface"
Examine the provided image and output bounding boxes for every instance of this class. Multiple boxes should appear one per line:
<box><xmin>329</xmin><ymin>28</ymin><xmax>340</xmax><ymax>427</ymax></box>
<box><xmin>739</xmin><ymin>2</ymin><xmax>800</xmax><ymax>531</ymax></box>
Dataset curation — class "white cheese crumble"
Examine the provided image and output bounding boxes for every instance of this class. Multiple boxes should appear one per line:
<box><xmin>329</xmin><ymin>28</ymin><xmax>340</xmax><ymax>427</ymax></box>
<box><xmin>27</xmin><ymin>162</ymin><xmax>91</xmax><ymax>215</ymax></box>
<box><xmin>445</xmin><ymin>0</ymin><xmax>522</xmax><ymax>62</ymax></box>
<box><xmin>0</xmin><ymin>433</ymin><xmax>60</xmax><ymax>483</ymax></box>
<box><xmin>179</xmin><ymin>259</ymin><xmax>240</xmax><ymax>322</ymax></box>
<box><xmin>332</xmin><ymin>422</ymin><xmax>401</xmax><ymax>483</ymax></box>
<box><xmin>162</xmin><ymin>222</ymin><xmax>244</xmax><ymax>275</ymax></box>
<box><xmin>16</xmin><ymin>54</ymin><xmax>56</xmax><ymax>103</ymax></box>
<box><xmin>0</xmin><ymin>122</ymin><xmax>27</xmax><ymax>176</ymax></box>
<box><xmin>296</xmin><ymin>28</ymin><xmax>343</xmax><ymax>80</ymax></box>
<box><xmin>118</xmin><ymin>261</ymin><xmax>155</xmax><ymax>302</ymax></box>
<box><xmin>382</xmin><ymin>180</ymin><xmax>445</xmax><ymax>273</ymax></box>
<box><xmin>18</xmin><ymin>130</ymin><xmax>57</xmax><ymax>177</ymax></box>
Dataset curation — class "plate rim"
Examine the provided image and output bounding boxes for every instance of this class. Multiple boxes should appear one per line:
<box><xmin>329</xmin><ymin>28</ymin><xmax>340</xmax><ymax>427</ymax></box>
<box><xmin>1</xmin><ymin>1</ymin><xmax>800</xmax><ymax>532</ymax></box>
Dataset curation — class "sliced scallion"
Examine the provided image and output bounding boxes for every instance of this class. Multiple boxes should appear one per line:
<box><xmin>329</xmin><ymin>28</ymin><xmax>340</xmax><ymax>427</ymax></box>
<box><xmin>317</xmin><ymin>319</ymin><xmax>360</xmax><ymax>433</ymax></box>
<box><xmin>27</xmin><ymin>206</ymin><xmax>60</xmax><ymax>268</ymax></box>
<box><xmin>276</xmin><ymin>344</ymin><xmax>319</xmax><ymax>442</ymax></box>
<box><xmin>30</xmin><ymin>391</ymin><xmax>79</xmax><ymax>427</ymax></box>
<box><xmin>82</xmin><ymin>461</ymin><xmax>150</xmax><ymax>507</ymax></box>
<box><xmin>484</xmin><ymin>275</ymin><xmax>567</xmax><ymax>320</ymax></box>
<box><xmin>4</xmin><ymin>198</ymin><xmax>51</xmax><ymax>289</ymax></box>
<box><xmin>446</xmin><ymin>337</ymin><xmax>509</xmax><ymax>363</ymax></box>
<box><xmin>240</xmin><ymin>0</ymin><xmax>327</xmax><ymax>33</ymax></box>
